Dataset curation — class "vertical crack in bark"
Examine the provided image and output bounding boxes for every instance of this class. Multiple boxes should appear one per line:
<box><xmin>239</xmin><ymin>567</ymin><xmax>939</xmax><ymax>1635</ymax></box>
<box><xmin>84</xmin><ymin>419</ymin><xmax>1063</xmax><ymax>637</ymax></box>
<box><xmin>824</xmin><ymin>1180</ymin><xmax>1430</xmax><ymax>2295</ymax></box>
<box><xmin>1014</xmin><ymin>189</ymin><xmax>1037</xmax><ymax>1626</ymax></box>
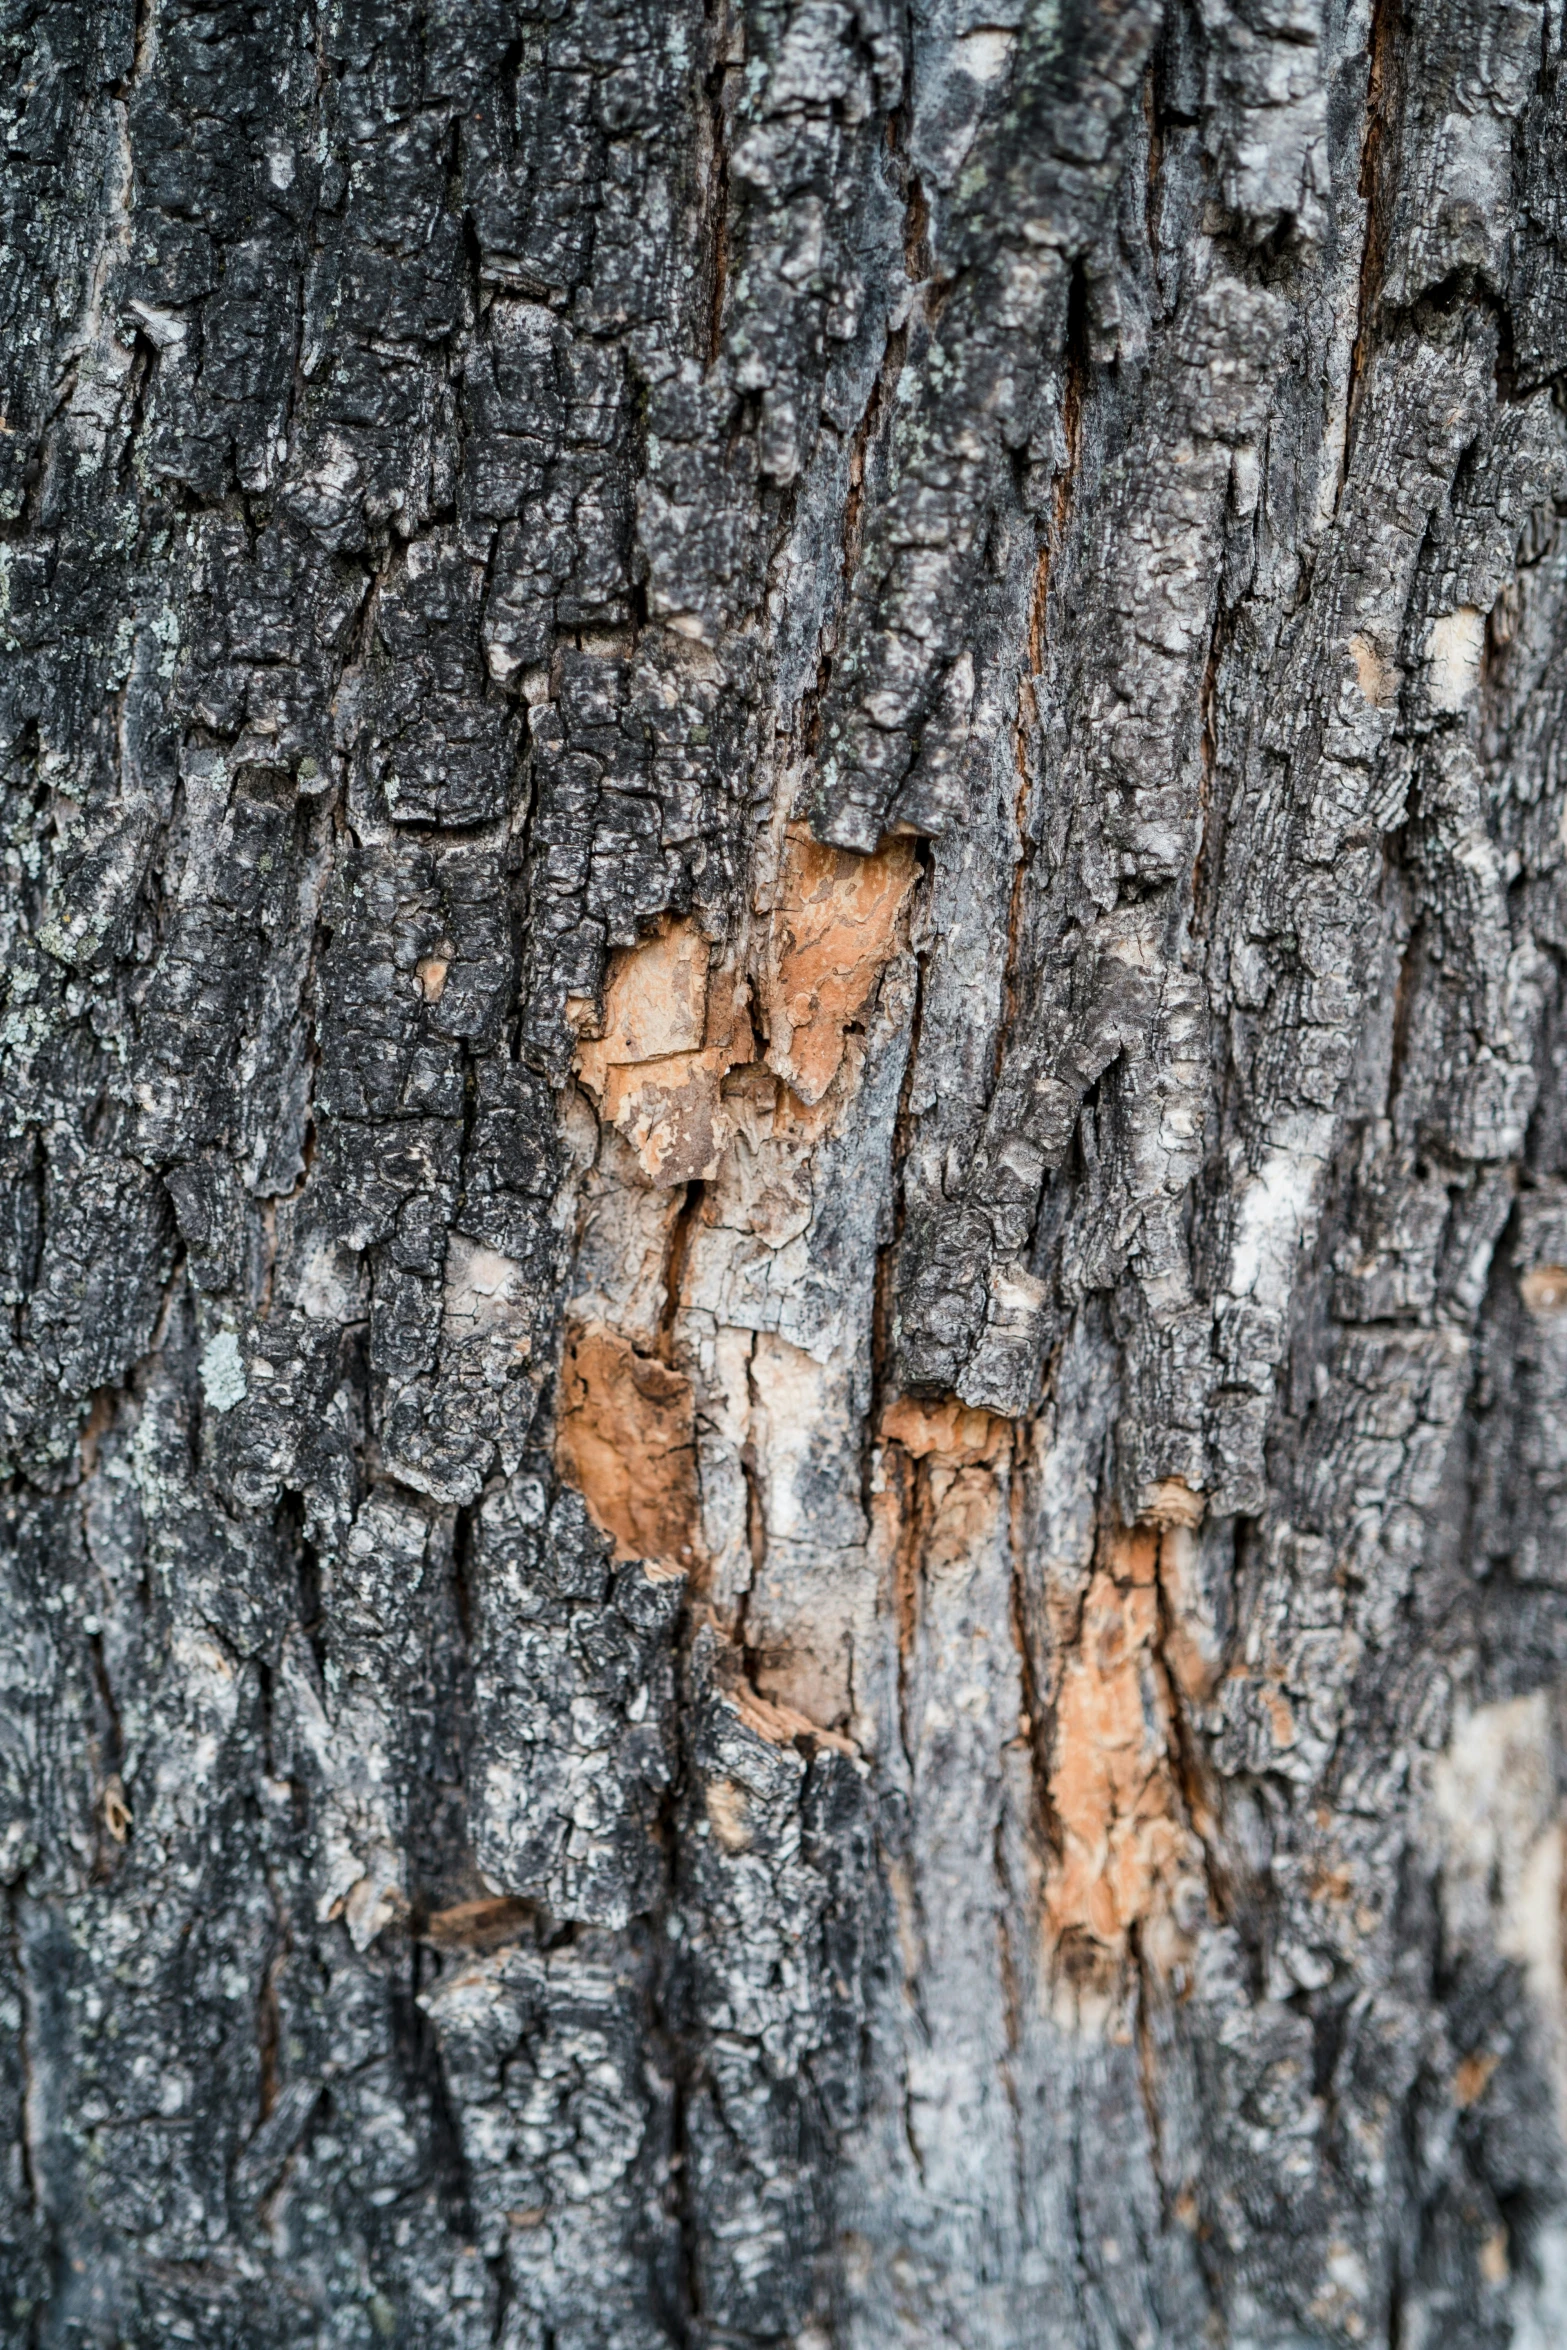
<box><xmin>887</xmin><ymin>1440</ymin><xmax>925</xmax><ymax>1788</ymax></box>
<box><xmin>1383</xmin><ymin>894</ymin><xmax>1422</xmax><ymax>1130</ymax></box>
<box><xmin>1191</xmin><ymin>599</ymin><xmax>1230</xmax><ymax>937</ymax></box>
<box><xmin>900</xmin><ymin>2062</ymin><xmax>928</xmax><ymax>2195</ymax></box>
<box><xmin>1006</xmin><ymin>1429</ymin><xmax>1062</xmax><ymax>1860</ymax></box>
<box><xmin>996</xmin><ymin>258</ymin><xmax>1089</xmax><ymax>1084</ymax></box>
<box><xmin>866</xmin><ymin>862</ymin><xmax>927</xmax><ymax>1497</ymax></box>
<box><xmin>9</xmin><ymin>1897</ymin><xmax>41</xmax><ymax>2223</ymax></box>
<box><xmin>840</xmin><ymin>328</ymin><xmax>906</xmax><ymax>611</ymax></box>
<box><xmin>1150</xmin><ymin>1525</ymin><xmax>1233</xmax><ymax>1933</ymax></box>
<box><xmin>658</xmin><ymin>1179</ymin><xmax>706</xmax><ymax>1364</ymax></box>
<box><xmin>1129</xmin><ymin>1923</ymin><xmax>1168</xmax><ymax>2215</ymax></box>
<box><xmin>703</xmin><ymin>0</ymin><xmax>732</xmax><ymax>373</ymax></box>
<box><xmin>255</xmin><ymin>1904</ymin><xmax>287</xmax><ymax>2128</ymax></box>
<box><xmin>996</xmin><ymin>541</ymin><xmax>1052</xmax><ymax>1088</ymax></box>
<box><xmin>798</xmin><ymin>308</ymin><xmax>906</xmax><ymax>769</ymax></box>
<box><xmin>450</xmin><ymin>1497</ymin><xmax>477</xmax><ymax>1648</ymax></box>
<box><xmin>991</xmin><ymin>1803</ymin><xmax>1028</xmax><ymax>2241</ymax></box>
<box><xmin>398</xmin><ymin>1935</ymin><xmax>479</xmax><ymax>2247</ymax></box>
<box><xmin>1342</xmin><ymin>0</ymin><xmax>1402</xmax><ymax>488</ymax></box>
<box><xmin>288</xmin><ymin>1491</ymin><xmax>327</xmax><ymax>1678</ymax></box>
<box><xmin>86</xmin><ymin>1627</ymin><xmax>128</xmax><ymax>1874</ymax></box>
<box><xmin>794</xmin><ymin>67</ymin><xmax>929</xmax><ymax>768</ymax></box>
<box><xmin>110</xmin><ymin>0</ymin><xmax>158</xmax><ymax>103</ymax></box>
<box><xmin>649</xmin><ymin>1698</ymin><xmax>698</xmax><ymax>2349</ymax></box>
<box><xmin>668</xmin><ymin>2042</ymin><xmax>699</xmax><ymax>2350</ymax></box>
<box><xmin>1141</xmin><ymin>51</ymin><xmax>1164</xmax><ymax>263</ymax></box>
<box><xmin>736</xmin><ymin>1333</ymin><xmax>765</xmax><ymax>1663</ymax></box>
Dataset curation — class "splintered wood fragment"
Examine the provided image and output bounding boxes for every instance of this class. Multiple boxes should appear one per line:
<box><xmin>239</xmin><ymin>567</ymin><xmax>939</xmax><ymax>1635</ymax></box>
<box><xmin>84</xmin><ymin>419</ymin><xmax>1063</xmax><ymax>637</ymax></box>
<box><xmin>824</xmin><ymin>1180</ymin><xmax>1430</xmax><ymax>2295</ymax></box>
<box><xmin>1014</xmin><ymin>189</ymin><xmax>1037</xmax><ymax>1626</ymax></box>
<box><xmin>880</xmin><ymin>1392</ymin><xmax>1008</xmax><ymax>1464</ymax></box>
<box><xmin>422</xmin><ymin>1897</ymin><xmax>535</xmax><ymax>1952</ymax></box>
<box><xmin>103</xmin><ymin>1775</ymin><xmax>132</xmax><ymax>1843</ymax></box>
<box><xmin>729</xmin><ymin>1679</ymin><xmax>857</xmax><ymax>1757</ymax></box>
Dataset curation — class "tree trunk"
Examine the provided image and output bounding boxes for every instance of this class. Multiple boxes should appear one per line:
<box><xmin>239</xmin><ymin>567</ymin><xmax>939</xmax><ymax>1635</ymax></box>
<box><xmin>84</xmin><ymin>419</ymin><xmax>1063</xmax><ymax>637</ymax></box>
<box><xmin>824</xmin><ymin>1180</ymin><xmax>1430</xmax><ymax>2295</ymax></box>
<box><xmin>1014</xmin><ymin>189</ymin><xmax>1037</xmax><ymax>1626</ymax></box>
<box><xmin>5</xmin><ymin>0</ymin><xmax>1567</xmax><ymax>2342</ymax></box>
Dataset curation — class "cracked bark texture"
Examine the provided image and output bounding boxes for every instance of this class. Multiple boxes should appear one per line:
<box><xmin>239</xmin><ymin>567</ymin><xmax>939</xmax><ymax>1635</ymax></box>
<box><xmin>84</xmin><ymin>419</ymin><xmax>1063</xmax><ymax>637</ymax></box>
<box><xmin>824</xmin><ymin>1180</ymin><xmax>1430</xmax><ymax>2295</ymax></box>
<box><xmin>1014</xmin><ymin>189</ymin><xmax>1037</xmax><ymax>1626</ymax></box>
<box><xmin>8</xmin><ymin>0</ymin><xmax>1567</xmax><ymax>2342</ymax></box>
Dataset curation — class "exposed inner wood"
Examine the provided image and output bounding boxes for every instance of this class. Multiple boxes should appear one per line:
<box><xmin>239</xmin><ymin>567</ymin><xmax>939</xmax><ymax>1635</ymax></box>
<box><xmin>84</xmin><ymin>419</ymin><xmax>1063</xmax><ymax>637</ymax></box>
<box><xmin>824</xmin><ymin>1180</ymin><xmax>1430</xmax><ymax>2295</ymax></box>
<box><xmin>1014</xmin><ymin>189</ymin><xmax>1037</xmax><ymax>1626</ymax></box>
<box><xmin>554</xmin><ymin>1320</ymin><xmax>702</xmax><ymax>1569</ymax></box>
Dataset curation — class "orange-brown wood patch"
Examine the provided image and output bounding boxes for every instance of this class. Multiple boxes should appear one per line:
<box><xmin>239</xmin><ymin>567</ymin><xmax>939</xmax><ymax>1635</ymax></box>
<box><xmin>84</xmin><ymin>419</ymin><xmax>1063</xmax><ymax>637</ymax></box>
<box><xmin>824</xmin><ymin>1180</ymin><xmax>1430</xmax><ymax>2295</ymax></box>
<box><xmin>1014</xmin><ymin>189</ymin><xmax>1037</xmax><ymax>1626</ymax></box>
<box><xmin>1043</xmin><ymin>1524</ymin><xmax>1203</xmax><ymax>1958</ymax></box>
<box><xmin>555</xmin><ymin>1321</ymin><xmax>702</xmax><ymax>1570</ymax></box>
<box><xmin>763</xmin><ymin>826</ymin><xmax>917</xmax><ymax>1104</ymax></box>
<box><xmin>574</xmin><ymin>919</ymin><xmax>754</xmax><ymax>1186</ymax></box>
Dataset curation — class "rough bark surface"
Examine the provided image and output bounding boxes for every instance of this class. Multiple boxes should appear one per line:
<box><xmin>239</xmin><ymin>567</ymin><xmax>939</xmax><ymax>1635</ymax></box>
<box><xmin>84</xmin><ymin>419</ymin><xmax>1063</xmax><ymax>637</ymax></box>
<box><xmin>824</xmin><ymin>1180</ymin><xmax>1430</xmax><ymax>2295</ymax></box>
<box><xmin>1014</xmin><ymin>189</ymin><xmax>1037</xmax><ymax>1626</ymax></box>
<box><xmin>6</xmin><ymin>0</ymin><xmax>1567</xmax><ymax>2343</ymax></box>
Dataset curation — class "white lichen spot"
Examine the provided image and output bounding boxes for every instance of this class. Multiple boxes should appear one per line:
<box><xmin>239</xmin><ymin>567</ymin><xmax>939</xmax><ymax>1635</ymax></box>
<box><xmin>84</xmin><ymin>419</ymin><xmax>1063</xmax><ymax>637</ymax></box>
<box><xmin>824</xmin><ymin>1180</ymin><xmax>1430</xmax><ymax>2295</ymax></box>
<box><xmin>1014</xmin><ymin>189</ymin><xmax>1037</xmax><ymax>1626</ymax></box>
<box><xmin>956</xmin><ymin>27</ymin><xmax>1016</xmax><ymax>83</ymax></box>
<box><xmin>1425</xmin><ymin>606</ymin><xmax>1485</xmax><ymax>711</ymax></box>
<box><xmin>296</xmin><ymin>1241</ymin><xmax>359</xmax><ymax>1322</ymax></box>
<box><xmin>1433</xmin><ymin>1691</ymin><xmax>1567</xmax><ymax>2146</ymax></box>
<box><xmin>444</xmin><ymin>1238</ymin><xmax>529</xmax><ymax>1343</ymax></box>
<box><xmin>1228</xmin><ymin>1143</ymin><xmax>1321</xmax><ymax>1309</ymax></box>
<box><xmin>199</xmin><ymin>1329</ymin><xmax>247</xmax><ymax>1413</ymax></box>
<box><xmin>1230</xmin><ymin>443</ymin><xmax>1261</xmax><ymax>520</ymax></box>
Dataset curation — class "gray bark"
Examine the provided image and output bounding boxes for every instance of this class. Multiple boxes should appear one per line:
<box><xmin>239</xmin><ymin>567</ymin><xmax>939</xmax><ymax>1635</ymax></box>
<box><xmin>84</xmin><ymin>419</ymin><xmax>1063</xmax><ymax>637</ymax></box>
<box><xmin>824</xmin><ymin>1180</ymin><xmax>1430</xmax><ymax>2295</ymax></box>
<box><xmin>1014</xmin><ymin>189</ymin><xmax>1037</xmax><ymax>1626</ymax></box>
<box><xmin>4</xmin><ymin>0</ymin><xmax>1567</xmax><ymax>2343</ymax></box>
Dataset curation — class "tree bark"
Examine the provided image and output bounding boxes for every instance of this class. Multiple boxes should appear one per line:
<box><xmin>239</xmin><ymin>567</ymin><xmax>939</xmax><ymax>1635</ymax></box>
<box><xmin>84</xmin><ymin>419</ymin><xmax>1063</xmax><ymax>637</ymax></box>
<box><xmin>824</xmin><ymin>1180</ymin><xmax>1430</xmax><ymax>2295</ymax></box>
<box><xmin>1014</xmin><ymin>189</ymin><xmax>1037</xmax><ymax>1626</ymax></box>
<box><xmin>4</xmin><ymin>0</ymin><xmax>1567</xmax><ymax>2342</ymax></box>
